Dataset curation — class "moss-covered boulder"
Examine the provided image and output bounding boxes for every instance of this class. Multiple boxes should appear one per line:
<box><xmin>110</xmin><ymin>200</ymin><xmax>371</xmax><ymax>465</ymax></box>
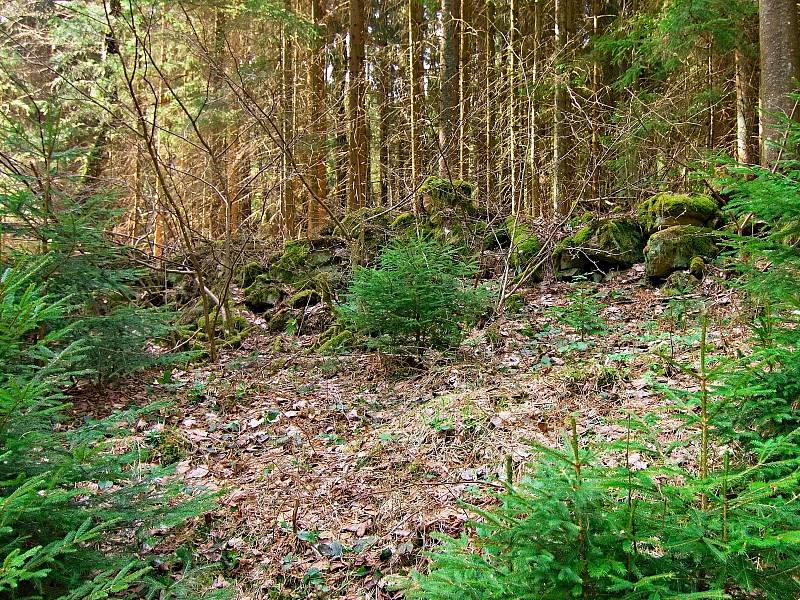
<box><xmin>505</xmin><ymin>216</ymin><xmax>541</xmax><ymax>271</ymax></box>
<box><xmin>662</xmin><ymin>270</ymin><xmax>701</xmax><ymax>296</ymax></box>
<box><xmin>418</xmin><ymin>176</ymin><xmax>476</xmax><ymax>214</ymax></box>
<box><xmin>243</xmin><ymin>276</ymin><xmax>286</xmax><ymax>312</ymax></box>
<box><xmin>553</xmin><ymin>217</ymin><xmax>644</xmax><ymax>278</ymax></box>
<box><xmin>390</xmin><ymin>211</ymin><xmax>417</xmax><ymax>230</ymax></box>
<box><xmin>239</xmin><ymin>261</ymin><xmax>265</xmax><ymax>289</ymax></box>
<box><xmin>267</xmin><ymin>307</ymin><xmax>296</xmax><ymax>332</ymax></box>
<box><xmin>644</xmin><ymin>225</ymin><xmax>720</xmax><ymax>278</ymax></box>
<box><xmin>637</xmin><ymin>192</ymin><xmax>719</xmax><ymax>233</ymax></box>
<box><xmin>290</xmin><ymin>288</ymin><xmax>322</xmax><ymax>308</ymax></box>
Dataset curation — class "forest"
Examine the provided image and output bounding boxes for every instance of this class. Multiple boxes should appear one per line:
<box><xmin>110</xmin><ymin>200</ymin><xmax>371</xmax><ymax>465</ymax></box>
<box><xmin>2</xmin><ymin>0</ymin><xmax>800</xmax><ymax>597</ymax></box>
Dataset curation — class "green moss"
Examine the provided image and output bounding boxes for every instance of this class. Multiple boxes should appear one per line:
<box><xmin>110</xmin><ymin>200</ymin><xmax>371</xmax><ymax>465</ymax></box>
<box><xmin>243</xmin><ymin>276</ymin><xmax>285</xmax><ymax>312</ymax></box>
<box><xmin>222</xmin><ymin>328</ymin><xmax>251</xmax><ymax>348</ymax></box>
<box><xmin>505</xmin><ymin>216</ymin><xmax>541</xmax><ymax>270</ymax></box>
<box><xmin>595</xmin><ymin>219</ymin><xmax>643</xmax><ymax>263</ymax></box>
<box><xmin>317</xmin><ymin>330</ymin><xmax>354</xmax><ymax>354</ymax></box>
<box><xmin>637</xmin><ymin>192</ymin><xmax>718</xmax><ymax>233</ymax></box>
<box><xmin>504</xmin><ymin>292</ymin><xmax>525</xmax><ymax>314</ymax></box>
<box><xmin>645</xmin><ymin>225</ymin><xmax>720</xmax><ymax>278</ymax></box>
<box><xmin>155</xmin><ymin>427</ymin><xmax>187</xmax><ymax>465</ymax></box>
<box><xmin>419</xmin><ymin>176</ymin><xmax>476</xmax><ymax>213</ymax></box>
<box><xmin>390</xmin><ymin>211</ymin><xmax>416</xmax><ymax>229</ymax></box>
<box><xmin>290</xmin><ymin>288</ymin><xmax>321</xmax><ymax>308</ymax></box>
<box><xmin>267</xmin><ymin>307</ymin><xmax>295</xmax><ymax>332</ymax></box>
<box><xmin>689</xmin><ymin>256</ymin><xmax>706</xmax><ymax>277</ymax></box>
<box><xmin>553</xmin><ymin>216</ymin><xmax>643</xmax><ymax>278</ymax></box>
<box><xmin>572</xmin><ymin>224</ymin><xmax>594</xmax><ymax>245</ymax></box>
<box><xmin>662</xmin><ymin>270</ymin><xmax>700</xmax><ymax>296</ymax></box>
<box><xmin>239</xmin><ymin>261</ymin><xmax>265</xmax><ymax>288</ymax></box>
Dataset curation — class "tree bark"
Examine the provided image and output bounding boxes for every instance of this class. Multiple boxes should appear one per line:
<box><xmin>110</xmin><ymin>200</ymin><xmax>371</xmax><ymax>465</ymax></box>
<box><xmin>759</xmin><ymin>0</ymin><xmax>800</xmax><ymax>165</ymax></box>
<box><xmin>281</xmin><ymin>0</ymin><xmax>297</xmax><ymax>235</ymax></box>
<box><xmin>348</xmin><ymin>0</ymin><xmax>369</xmax><ymax>210</ymax></box>
<box><xmin>439</xmin><ymin>0</ymin><xmax>459</xmax><ymax>178</ymax></box>
<box><xmin>308</xmin><ymin>0</ymin><xmax>328</xmax><ymax>234</ymax></box>
<box><xmin>552</xmin><ymin>0</ymin><xmax>575</xmax><ymax>216</ymax></box>
<box><xmin>735</xmin><ymin>43</ymin><xmax>759</xmax><ymax>164</ymax></box>
<box><xmin>408</xmin><ymin>0</ymin><xmax>425</xmax><ymax>211</ymax></box>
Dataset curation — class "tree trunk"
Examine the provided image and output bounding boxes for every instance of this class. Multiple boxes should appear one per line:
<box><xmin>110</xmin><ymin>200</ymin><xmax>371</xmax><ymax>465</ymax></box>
<box><xmin>308</xmin><ymin>0</ymin><xmax>328</xmax><ymax>234</ymax></box>
<box><xmin>439</xmin><ymin>0</ymin><xmax>459</xmax><ymax>178</ymax></box>
<box><xmin>474</xmin><ymin>0</ymin><xmax>496</xmax><ymax>209</ymax></box>
<box><xmin>735</xmin><ymin>44</ymin><xmax>759</xmax><ymax>164</ymax></box>
<box><xmin>281</xmin><ymin>0</ymin><xmax>297</xmax><ymax>235</ymax></box>
<box><xmin>348</xmin><ymin>0</ymin><xmax>369</xmax><ymax>211</ymax></box>
<box><xmin>552</xmin><ymin>0</ymin><xmax>575</xmax><ymax>216</ymax></box>
<box><xmin>408</xmin><ymin>0</ymin><xmax>425</xmax><ymax>211</ymax></box>
<box><xmin>759</xmin><ymin>0</ymin><xmax>800</xmax><ymax>165</ymax></box>
<box><xmin>458</xmin><ymin>0</ymin><xmax>472</xmax><ymax>179</ymax></box>
<box><xmin>508</xmin><ymin>0</ymin><xmax>519</xmax><ymax>214</ymax></box>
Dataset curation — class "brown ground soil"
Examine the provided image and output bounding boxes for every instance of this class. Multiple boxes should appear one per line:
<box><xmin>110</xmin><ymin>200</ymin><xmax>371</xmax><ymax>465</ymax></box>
<box><xmin>73</xmin><ymin>264</ymin><xmax>749</xmax><ymax>599</ymax></box>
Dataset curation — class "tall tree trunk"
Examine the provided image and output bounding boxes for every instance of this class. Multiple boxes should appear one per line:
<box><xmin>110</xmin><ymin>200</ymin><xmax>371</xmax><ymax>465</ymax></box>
<box><xmin>735</xmin><ymin>42</ymin><xmax>759</xmax><ymax>164</ymax></box>
<box><xmin>333</xmin><ymin>32</ymin><xmax>349</xmax><ymax>211</ymax></box>
<box><xmin>458</xmin><ymin>0</ymin><xmax>472</xmax><ymax>179</ymax></box>
<box><xmin>439</xmin><ymin>0</ymin><xmax>459</xmax><ymax>178</ymax></box>
<box><xmin>588</xmin><ymin>0</ymin><xmax>605</xmax><ymax>204</ymax></box>
<box><xmin>408</xmin><ymin>0</ymin><xmax>425</xmax><ymax>211</ymax></box>
<box><xmin>281</xmin><ymin>0</ymin><xmax>297</xmax><ymax>236</ymax></box>
<box><xmin>308</xmin><ymin>0</ymin><xmax>328</xmax><ymax>235</ymax></box>
<box><xmin>759</xmin><ymin>0</ymin><xmax>800</xmax><ymax>165</ymax></box>
<box><xmin>524</xmin><ymin>0</ymin><xmax>544</xmax><ymax>216</ymax></box>
<box><xmin>474</xmin><ymin>0</ymin><xmax>496</xmax><ymax>209</ymax></box>
<box><xmin>348</xmin><ymin>0</ymin><xmax>369</xmax><ymax>210</ymax></box>
<box><xmin>378</xmin><ymin>87</ymin><xmax>391</xmax><ymax>206</ymax></box>
<box><xmin>508</xmin><ymin>0</ymin><xmax>519</xmax><ymax>214</ymax></box>
<box><xmin>552</xmin><ymin>0</ymin><xmax>575</xmax><ymax>216</ymax></box>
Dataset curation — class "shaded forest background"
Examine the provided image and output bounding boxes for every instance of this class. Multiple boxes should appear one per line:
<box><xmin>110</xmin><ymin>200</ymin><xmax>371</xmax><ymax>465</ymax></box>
<box><xmin>2</xmin><ymin>0</ymin><xmax>790</xmax><ymax>249</ymax></box>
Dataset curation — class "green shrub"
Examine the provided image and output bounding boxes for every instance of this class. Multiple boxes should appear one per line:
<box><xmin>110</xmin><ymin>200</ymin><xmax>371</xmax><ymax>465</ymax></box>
<box><xmin>549</xmin><ymin>280</ymin><xmax>608</xmax><ymax>341</ymax></box>
<box><xmin>339</xmin><ymin>235</ymin><xmax>492</xmax><ymax>359</ymax></box>
<box><xmin>0</xmin><ymin>120</ymin><xmax>195</xmax><ymax>385</ymax></box>
<box><xmin>411</xmin><ymin>131</ymin><xmax>800</xmax><ymax>600</ymax></box>
<box><xmin>0</xmin><ymin>260</ymin><xmax>218</xmax><ymax>599</ymax></box>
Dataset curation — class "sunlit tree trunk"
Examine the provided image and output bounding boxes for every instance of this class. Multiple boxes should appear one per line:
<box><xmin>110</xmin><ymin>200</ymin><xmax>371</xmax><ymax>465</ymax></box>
<box><xmin>759</xmin><ymin>0</ymin><xmax>800</xmax><ymax>165</ymax></box>
<box><xmin>281</xmin><ymin>0</ymin><xmax>297</xmax><ymax>235</ymax></box>
<box><xmin>439</xmin><ymin>0</ymin><xmax>459</xmax><ymax>178</ymax></box>
<box><xmin>307</xmin><ymin>0</ymin><xmax>328</xmax><ymax>234</ymax></box>
<box><xmin>474</xmin><ymin>0</ymin><xmax>496</xmax><ymax>209</ymax></box>
<box><xmin>735</xmin><ymin>41</ymin><xmax>759</xmax><ymax>164</ymax></box>
<box><xmin>348</xmin><ymin>0</ymin><xmax>369</xmax><ymax>210</ymax></box>
<box><xmin>552</xmin><ymin>0</ymin><xmax>575</xmax><ymax>216</ymax></box>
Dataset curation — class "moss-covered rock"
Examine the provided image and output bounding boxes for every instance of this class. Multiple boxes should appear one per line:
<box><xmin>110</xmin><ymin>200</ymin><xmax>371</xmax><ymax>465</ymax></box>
<box><xmin>637</xmin><ymin>192</ymin><xmax>719</xmax><ymax>233</ymax></box>
<box><xmin>290</xmin><ymin>288</ymin><xmax>322</xmax><ymax>308</ymax></box>
<box><xmin>553</xmin><ymin>216</ymin><xmax>644</xmax><ymax>278</ymax></box>
<box><xmin>239</xmin><ymin>261</ymin><xmax>265</xmax><ymax>289</ymax></box>
<box><xmin>662</xmin><ymin>270</ymin><xmax>701</xmax><ymax>296</ymax></box>
<box><xmin>243</xmin><ymin>276</ymin><xmax>286</xmax><ymax>312</ymax></box>
<box><xmin>418</xmin><ymin>176</ymin><xmax>476</xmax><ymax>214</ymax></box>
<box><xmin>390</xmin><ymin>211</ymin><xmax>417</xmax><ymax>230</ymax></box>
<box><xmin>644</xmin><ymin>225</ymin><xmax>720</xmax><ymax>278</ymax></box>
<box><xmin>505</xmin><ymin>216</ymin><xmax>541</xmax><ymax>270</ymax></box>
<box><xmin>689</xmin><ymin>256</ymin><xmax>706</xmax><ymax>278</ymax></box>
<box><xmin>267</xmin><ymin>307</ymin><xmax>296</xmax><ymax>332</ymax></box>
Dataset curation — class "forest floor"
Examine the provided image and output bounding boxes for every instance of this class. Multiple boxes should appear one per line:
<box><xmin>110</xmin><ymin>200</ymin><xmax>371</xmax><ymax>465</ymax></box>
<box><xmin>74</xmin><ymin>264</ymin><xmax>747</xmax><ymax>599</ymax></box>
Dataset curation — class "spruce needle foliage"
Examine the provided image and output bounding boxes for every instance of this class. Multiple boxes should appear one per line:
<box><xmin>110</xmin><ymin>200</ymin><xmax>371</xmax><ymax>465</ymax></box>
<box><xmin>0</xmin><ymin>260</ymin><xmax>221</xmax><ymax>599</ymax></box>
<box><xmin>412</xmin><ymin>134</ymin><xmax>800</xmax><ymax>598</ymax></box>
<box><xmin>339</xmin><ymin>235</ymin><xmax>492</xmax><ymax>359</ymax></box>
